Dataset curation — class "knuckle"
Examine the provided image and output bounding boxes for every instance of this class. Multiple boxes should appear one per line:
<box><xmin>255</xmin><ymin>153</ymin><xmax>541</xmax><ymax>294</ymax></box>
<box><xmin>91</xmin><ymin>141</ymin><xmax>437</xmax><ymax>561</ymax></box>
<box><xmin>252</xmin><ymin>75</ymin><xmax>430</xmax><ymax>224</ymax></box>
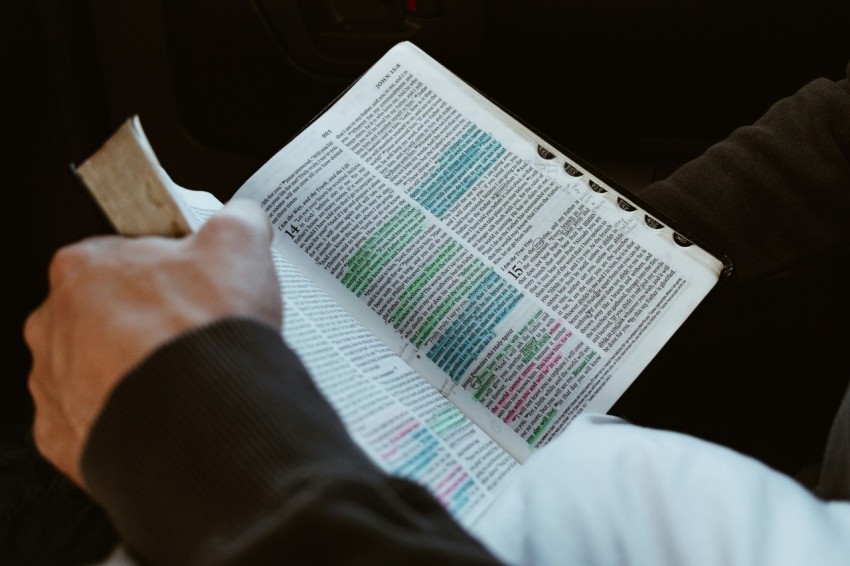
<box><xmin>22</xmin><ymin>308</ymin><xmax>43</xmax><ymax>347</ymax></box>
<box><xmin>47</xmin><ymin>244</ymin><xmax>88</xmax><ymax>282</ymax></box>
<box><xmin>203</xmin><ymin>214</ymin><xmax>259</xmax><ymax>249</ymax></box>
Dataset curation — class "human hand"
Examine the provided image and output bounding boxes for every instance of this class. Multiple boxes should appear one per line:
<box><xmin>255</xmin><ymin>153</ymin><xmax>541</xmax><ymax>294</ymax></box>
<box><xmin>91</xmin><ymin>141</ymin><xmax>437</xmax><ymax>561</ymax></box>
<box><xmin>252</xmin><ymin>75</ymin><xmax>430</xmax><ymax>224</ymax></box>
<box><xmin>24</xmin><ymin>199</ymin><xmax>281</xmax><ymax>487</ymax></box>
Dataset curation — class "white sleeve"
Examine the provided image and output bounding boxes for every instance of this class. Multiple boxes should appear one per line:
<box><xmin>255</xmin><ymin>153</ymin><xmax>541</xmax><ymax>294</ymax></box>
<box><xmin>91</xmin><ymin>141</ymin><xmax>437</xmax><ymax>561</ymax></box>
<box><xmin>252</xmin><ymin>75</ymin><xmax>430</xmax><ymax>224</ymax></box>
<box><xmin>470</xmin><ymin>414</ymin><xmax>850</xmax><ymax>566</ymax></box>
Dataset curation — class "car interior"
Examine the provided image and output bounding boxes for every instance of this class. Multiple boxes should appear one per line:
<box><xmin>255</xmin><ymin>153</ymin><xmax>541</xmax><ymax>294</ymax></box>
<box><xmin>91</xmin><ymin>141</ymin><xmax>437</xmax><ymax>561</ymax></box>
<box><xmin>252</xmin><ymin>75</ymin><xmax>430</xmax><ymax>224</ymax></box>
<box><xmin>6</xmin><ymin>1</ymin><xmax>850</xmax><ymax>563</ymax></box>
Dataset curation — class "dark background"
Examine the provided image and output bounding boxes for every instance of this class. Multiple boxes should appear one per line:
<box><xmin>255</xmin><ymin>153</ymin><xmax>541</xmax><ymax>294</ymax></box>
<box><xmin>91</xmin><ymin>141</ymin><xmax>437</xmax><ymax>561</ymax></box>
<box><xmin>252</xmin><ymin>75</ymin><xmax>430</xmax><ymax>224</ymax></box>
<box><xmin>5</xmin><ymin>1</ymin><xmax>850</xmax><ymax>563</ymax></box>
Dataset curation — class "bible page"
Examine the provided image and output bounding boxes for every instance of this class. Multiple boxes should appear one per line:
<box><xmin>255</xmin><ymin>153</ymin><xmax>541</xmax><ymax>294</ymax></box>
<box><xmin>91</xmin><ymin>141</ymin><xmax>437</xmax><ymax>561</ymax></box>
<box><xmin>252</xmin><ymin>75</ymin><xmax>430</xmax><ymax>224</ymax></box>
<box><xmin>232</xmin><ymin>42</ymin><xmax>724</xmax><ymax>462</ymax></box>
<box><xmin>181</xmin><ymin>189</ymin><xmax>519</xmax><ymax>529</ymax></box>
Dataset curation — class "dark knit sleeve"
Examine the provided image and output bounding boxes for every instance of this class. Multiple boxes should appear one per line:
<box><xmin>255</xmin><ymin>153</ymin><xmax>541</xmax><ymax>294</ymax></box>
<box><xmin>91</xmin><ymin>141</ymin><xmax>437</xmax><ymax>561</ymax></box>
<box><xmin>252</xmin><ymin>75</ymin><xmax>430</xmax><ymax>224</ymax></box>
<box><xmin>638</xmin><ymin>63</ymin><xmax>850</xmax><ymax>285</ymax></box>
<box><xmin>81</xmin><ymin>318</ymin><xmax>501</xmax><ymax>565</ymax></box>
<box><xmin>611</xmin><ymin>63</ymin><xmax>850</xmax><ymax>477</ymax></box>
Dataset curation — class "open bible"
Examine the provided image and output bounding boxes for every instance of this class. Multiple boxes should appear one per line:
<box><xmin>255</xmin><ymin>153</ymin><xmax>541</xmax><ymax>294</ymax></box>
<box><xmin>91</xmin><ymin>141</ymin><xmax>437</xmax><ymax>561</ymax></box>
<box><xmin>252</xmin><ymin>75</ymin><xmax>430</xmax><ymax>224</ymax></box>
<box><xmin>75</xmin><ymin>41</ymin><xmax>729</xmax><ymax>529</ymax></box>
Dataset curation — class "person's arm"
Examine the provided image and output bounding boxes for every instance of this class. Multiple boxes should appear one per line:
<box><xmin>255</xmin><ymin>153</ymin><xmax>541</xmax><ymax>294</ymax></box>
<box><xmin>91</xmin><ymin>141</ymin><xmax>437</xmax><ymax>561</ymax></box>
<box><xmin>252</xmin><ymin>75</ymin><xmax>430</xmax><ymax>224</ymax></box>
<box><xmin>611</xmin><ymin>64</ymin><xmax>850</xmax><ymax>474</ymax></box>
<box><xmin>24</xmin><ymin>200</ymin><xmax>500</xmax><ymax>565</ymax></box>
<box><xmin>640</xmin><ymin>62</ymin><xmax>850</xmax><ymax>285</ymax></box>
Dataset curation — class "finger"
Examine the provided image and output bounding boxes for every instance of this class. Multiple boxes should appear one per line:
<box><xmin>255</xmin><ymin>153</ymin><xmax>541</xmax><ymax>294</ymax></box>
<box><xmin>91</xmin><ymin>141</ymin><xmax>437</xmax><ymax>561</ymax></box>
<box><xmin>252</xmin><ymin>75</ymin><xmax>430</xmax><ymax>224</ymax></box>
<box><xmin>193</xmin><ymin>199</ymin><xmax>283</xmax><ymax>330</ymax></box>
<box><xmin>23</xmin><ymin>305</ymin><xmax>58</xmax><ymax>407</ymax></box>
<box><xmin>220</xmin><ymin>198</ymin><xmax>272</xmax><ymax>234</ymax></box>
<box><xmin>31</xmin><ymin>403</ymin><xmax>84</xmax><ymax>487</ymax></box>
<box><xmin>22</xmin><ymin>304</ymin><xmax>46</xmax><ymax>358</ymax></box>
<box><xmin>46</xmin><ymin>234</ymin><xmax>126</xmax><ymax>286</ymax></box>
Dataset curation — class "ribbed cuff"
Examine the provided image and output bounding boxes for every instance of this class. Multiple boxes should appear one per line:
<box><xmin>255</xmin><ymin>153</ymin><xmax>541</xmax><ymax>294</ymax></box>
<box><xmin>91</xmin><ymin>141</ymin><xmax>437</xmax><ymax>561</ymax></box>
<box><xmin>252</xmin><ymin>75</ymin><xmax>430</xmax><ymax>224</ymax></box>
<box><xmin>81</xmin><ymin>318</ymin><xmax>380</xmax><ymax>565</ymax></box>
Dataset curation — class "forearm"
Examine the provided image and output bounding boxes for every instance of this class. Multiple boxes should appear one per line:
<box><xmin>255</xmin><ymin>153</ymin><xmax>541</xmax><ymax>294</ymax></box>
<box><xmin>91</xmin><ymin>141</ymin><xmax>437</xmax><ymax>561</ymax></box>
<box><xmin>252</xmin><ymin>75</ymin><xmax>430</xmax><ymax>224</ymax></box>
<box><xmin>82</xmin><ymin>318</ymin><xmax>500</xmax><ymax>565</ymax></box>
<box><xmin>613</xmin><ymin>64</ymin><xmax>850</xmax><ymax>473</ymax></box>
<box><xmin>640</xmin><ymin>63</ymin><xmax>850</xmax><ymax>284</ymax></box>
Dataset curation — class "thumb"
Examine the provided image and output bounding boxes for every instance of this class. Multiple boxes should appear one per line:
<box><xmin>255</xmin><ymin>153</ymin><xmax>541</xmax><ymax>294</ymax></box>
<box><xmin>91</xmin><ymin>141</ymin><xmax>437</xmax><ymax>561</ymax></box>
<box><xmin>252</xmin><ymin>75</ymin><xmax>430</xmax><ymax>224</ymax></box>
<box><xmin>198</xmin><ymin>198</ymin><xmax>273</xmax><ymax>251</ymax></box>
<box><xmin>219</xmin><ymin>198</ymin><xmax>273</xmax><ymax>239</ymax></box>
<box><xmin>193</xmin><ymin>197</ymin><xmax>282</xmax><ymax>330</ymax></box>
